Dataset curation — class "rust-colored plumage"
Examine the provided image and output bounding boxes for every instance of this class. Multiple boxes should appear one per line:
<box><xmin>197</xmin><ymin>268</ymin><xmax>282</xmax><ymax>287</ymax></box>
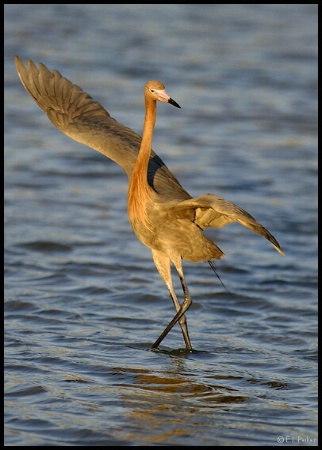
<box><xmin>14</xmin><ymin>56</ymin><xmax>284</xmax><ymax>350</ymax></box>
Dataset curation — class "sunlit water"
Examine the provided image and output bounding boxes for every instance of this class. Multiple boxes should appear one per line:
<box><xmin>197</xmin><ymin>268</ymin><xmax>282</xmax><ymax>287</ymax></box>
<box><xmin>4</xmin><ymin>4</ymin><xmax>317</xmax><ymax>446</ymax></box>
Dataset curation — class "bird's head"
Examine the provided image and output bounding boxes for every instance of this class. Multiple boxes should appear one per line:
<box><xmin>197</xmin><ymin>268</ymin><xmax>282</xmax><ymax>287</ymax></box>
<box><xmin>145</xmin><ymin>80</ymin><xmax>181</xmax><ymax>108</ymax></box>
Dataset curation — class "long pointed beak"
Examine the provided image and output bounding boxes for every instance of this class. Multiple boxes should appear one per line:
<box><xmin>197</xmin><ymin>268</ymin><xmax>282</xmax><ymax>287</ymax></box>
<box><xmin>168</xmin><ymin>98</ymin><xmax>181</xmax><ymax>109</ymax></box>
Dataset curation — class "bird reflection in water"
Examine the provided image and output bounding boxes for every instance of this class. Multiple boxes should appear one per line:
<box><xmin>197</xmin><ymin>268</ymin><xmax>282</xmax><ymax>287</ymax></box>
<box><xmin>112</xmin><ymin>363</ymin><xmax>247</xmax><ymax>445</ymax></box>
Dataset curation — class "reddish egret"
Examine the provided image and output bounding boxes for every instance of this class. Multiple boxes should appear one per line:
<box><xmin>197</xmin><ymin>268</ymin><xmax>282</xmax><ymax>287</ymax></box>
<box><xmin>14</xmin><ymin>56</ymin><xmax>284</xmax><ymax>350</ymax></box>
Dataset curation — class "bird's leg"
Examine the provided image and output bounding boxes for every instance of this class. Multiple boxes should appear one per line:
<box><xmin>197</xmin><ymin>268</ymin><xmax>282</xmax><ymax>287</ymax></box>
<box><xmin>151</xmin><ymin>249</ymin><xmax>192</xmax><ymax>350</ymax></box>
<box><xmin>152</xmin><ymin>276</ymin><xmax>192</xmax><ymax>350</ymax></box>
<box><xmin>151</xmin><ymin>251</ymin><xmax>192</xmax><ymax>350</ymax></box>
<box><xmin>164</xmin><ymin>281</ymin><xmax>192</xmax><ymax>350</ymax></box>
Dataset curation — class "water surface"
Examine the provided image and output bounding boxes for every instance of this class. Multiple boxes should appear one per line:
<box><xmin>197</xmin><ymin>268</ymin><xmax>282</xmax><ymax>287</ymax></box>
<box><xmin>4</xmin><ymin>4</ymin><xmax>318</xmax><ymax>446</ymax></box>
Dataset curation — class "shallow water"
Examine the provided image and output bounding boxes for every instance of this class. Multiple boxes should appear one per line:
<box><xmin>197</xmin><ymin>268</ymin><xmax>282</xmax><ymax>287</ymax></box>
<box><xmin>4</xmin><ymin>4</ymin><xmax>318</xmax><ymax>446</ymax></box>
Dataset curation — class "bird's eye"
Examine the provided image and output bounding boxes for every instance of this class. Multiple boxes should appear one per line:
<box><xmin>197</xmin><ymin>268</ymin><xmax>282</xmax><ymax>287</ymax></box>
<box><xmin>150</xmin><ymin>89</ymin><xmax>155</xmax><ymax>93</ymax></box>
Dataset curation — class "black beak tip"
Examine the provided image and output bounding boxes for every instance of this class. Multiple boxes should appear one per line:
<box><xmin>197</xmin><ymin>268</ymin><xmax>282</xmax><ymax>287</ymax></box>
<box><xmin>169</xmin><ymin>98</ymin><xmax>181</xmax><ymax>109</ymax></box>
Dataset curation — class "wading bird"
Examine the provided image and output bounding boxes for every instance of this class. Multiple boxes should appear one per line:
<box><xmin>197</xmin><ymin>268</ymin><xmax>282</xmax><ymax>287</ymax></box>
<box><xmin>14</xmin><ymin>56</ymin><xmax>284</xmax><ymax>350</ymax></box>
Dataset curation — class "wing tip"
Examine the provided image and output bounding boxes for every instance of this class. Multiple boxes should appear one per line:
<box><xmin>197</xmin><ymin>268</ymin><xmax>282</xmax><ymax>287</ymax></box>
<box><xmin>274</xmin><ymin>245</ymin><xmax>285</xmax><ymax>256</ymax></box>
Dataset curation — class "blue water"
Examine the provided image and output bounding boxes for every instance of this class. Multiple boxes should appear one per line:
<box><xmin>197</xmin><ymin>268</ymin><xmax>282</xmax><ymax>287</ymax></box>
<box><xmin>4</xmin><ymin>4</ymin><xmax>318</xmax><ymax>446</ymax></box>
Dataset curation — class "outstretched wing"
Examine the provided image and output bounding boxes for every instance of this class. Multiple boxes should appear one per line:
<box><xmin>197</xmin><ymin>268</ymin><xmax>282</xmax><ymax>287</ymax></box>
<box><xmin>14</xmin><ymin>56</ymin><xmax>190</xmax><ymax>200</ymax></box>
<box><xmin>165</xmin><ymin>194</ymin><xmax>285</xmax><ymax>255</ymax></box>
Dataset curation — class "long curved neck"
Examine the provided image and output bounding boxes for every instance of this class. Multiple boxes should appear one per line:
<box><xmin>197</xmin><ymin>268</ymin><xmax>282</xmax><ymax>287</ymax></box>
<box><xmin>136</xmin><ymin>97</ymin><xmax>156</xmax><ymax>179</ymax></box>
<box><xmin>129</xmin><ymin>96</ymin><xmax>156</xmax><ymax>192</ymax></box>
<box><xmin>128</xmin><ymin>97</ymin><xmax>157</xmax><ymax>225</ymax></box>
